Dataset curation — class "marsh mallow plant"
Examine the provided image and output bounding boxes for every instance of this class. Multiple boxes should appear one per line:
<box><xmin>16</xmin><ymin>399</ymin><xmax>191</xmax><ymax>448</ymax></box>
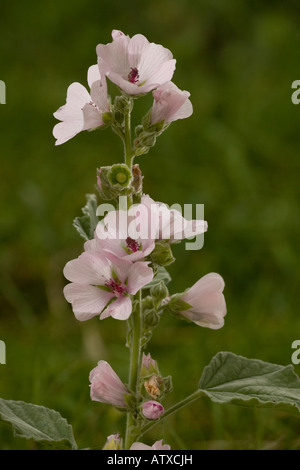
<box><xmin>1</xmin><ymin>30</ymin><xmax>300</xmax><ymax>450</ymax></box>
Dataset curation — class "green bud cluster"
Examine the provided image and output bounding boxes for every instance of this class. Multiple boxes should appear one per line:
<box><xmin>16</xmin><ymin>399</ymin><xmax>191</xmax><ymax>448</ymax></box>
<box><xmin>96</xmin><ymin>164</ymin><xmax>133</xmax><ymax>201</ymax></box>
<box><xmin>150</xmin><ymin>240</ymin><xmax>175</xmax><ymax>266</ymax></box>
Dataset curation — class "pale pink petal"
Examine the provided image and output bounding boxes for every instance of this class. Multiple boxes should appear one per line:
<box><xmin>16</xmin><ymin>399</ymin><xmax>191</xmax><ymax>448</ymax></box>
<box><xmin>54</xmin><ymin>82</ymin><xmax>91</xmax><ymax>121</ymax></box>
<box><xmin>89</xmin><ymin>360</ymin><xmax>129</xmax><ymax>407</ymax></box>
<box><xmin>144</xmin><ymin>59</ymin><xmax>176</xmax><ymax>90</ymax></box>
<box><xmin>87</xmin><ymin>64</ymin><xmax>101</xmax><ymax>88</ymax></box>
<box><xmin>82</xmin><ymin>102</ymin><xmax>104</xmax><ymax>130</ymax></box>
<box><xmin>96</xmin><ymin>35</ymin><xmax>130</xmax><ymax>77</ymax></box>
<box><xmin>130</xmin><ymin>440</ymin><xmax>170</xmax><ymax>450</ymax></box>
<box><xmin>90</xmin><ymin>79</ymin><xmax>109</xmax><ymax>112</ymax></box>
<box><xmin>53</xmin><ymin>120</ymin><xmax>83</xmax><ymax>146</ymax></box>
<box><xmin>181</xmin><ymin>273</ymin><xmax>226</xmax><ymax>329</ymax></box>
<box><xmin>169</xmin><ymin>97</ymin><xmax>193</xmax><ymax>122</ymax></box>
<box><xmin>100</xmin><ymin>295</ymin><xmax>132</xmax><ymax>320</ymax></box>
<box><xmin>132</xmin><ymin>40</ymin><xmax>174</xmax><ymax>81</ymax></box>
<box><xmin>63</xmin><ymin>283</ymin><xmax>114</xmax><ymax>321</ymax></box>
<box><xmin>63</xmin><ymin>252</ymin><xmax>111</xmax><ymax>285</ymax></box>
<box><xmin>151</xmin><ymin>82</ymin><xmax>192</xmax><ymax>124</ymax></box>
<box><xmin>142</xmin><ymin>400</ymin><xmax>164</xmax><ymax>420</ymax></box>
<box><xmin>130</xmin><ymin>443</ymin><xmax>152</xmax><ymax>450</ymax></box>
<box><xmin>126</xmin><ymin>262</ymin><xmax>154</xmax><ymax>295</ymax></box>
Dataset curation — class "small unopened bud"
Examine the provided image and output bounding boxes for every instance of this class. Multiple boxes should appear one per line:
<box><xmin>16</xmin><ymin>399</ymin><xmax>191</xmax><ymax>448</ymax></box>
<box><xmin>102</xmin><ymin>434</ymin><xmax>123</xmax><ymax>450</ymax></box>
<box><xmin>138</xmin><ymin>131</ymin><xmax>156</xmax><ymax>148</ymax></box>
<box><xmin>142</xmin><ymin>400</ymin><xmax>164</xmax><ymax>420</ymax></box>
<box><xmin>102</xmin><ymin>112</ymin><xmax>112</xmax><ymax>125</ymax></box>
<box><xmin>143</xmin><ymin>308</ymin><xmax>159</xmax><ymax>328</ymax></box>
<box><xmin>150</xmin><ymin>281</ymin><xmax>169</xmax><ymax>307</ymax></box>
<box><xmin>150</xmin><ymin>241</ymin><xmax>175</xmax><ymax>266</ymax></box>
<box><xmin>114</xmin><ymin>95</ymin><xmax>133</xmax><ymax>114</ymax></box>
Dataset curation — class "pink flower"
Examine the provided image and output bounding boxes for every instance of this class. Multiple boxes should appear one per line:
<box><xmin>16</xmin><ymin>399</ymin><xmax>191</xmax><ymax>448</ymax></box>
<box><xmin>130</xmin><ymin>440</ymin><xmax>170</xmax><ymax>450</ymax></box>
<box><xmin>141</xmin><ymin>195</ymin><xmax>207</xmax><ymax>242</ymax></box>
<box><xmin>86</xmin><ymin>204</ymin><xmax>157</xmax><ymax>262</ymax></box>
<box><xmin>180</xmin><ymin>273</ymin><xmax>227</xmax><ymax>329</ymax></box>
<box><xmin>96</xmin><ymin>30</ymin><xmax>176</xmax><ymax>96</ymax></box>
<box><xmin>89</xmin><ymin>361</ymin><xmax>129</xmax><ymax>407</ymax></box>
<box><xmin>142</xmin><ymin>400</ymin><xmax>164</xmax><ymax>420</ymax></box>
<box><xmin>53</xmin><ymin>65</ymin><xmax>109</xmax><ymax>145</ymax></box>
<box><xmin>63</xmin><ymin>251</ymin><xmax>153</xmax><ymax>321</ymax></box>
<box><xmin>151</xmin><ymin>81</ymin><xmax>193</xmax><ymax>125</ymax></box>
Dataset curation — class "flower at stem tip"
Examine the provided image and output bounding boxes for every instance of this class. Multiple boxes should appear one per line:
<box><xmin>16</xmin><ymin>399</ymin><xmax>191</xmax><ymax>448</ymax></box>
<box><xmin>96</xmin><ymin>30</ymin><xmax>176</xmax><ymax>96</ymax></box>
<box><xmin>89</xmin><ymin>361</ymin><xmax>130</xmax><ymax>408</ymax></box>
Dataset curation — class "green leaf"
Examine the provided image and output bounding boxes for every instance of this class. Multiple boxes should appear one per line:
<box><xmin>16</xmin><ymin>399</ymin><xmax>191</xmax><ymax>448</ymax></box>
<box><xmin>143</xmin><ymin>266</ymin><xmax>171</xmax><ymax>290</ymax></box>
<box><xmin>73</xmin><ymin>193</ymin><xmax>98</xmax><ymax>241</ymax></box>
<box><xmin>0</xmin><ymin>398</ymin><xmax>78</xmax><ymax>449</ymax></box>
<box><xmin>198</xmin><ymin>351</ymin><xmax>300</xmax><ymax>414</ymax></box>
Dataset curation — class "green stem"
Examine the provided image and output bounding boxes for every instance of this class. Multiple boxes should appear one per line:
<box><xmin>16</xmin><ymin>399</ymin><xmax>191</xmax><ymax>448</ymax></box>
<box><xmin>124</xmin><ymin>290</ymin><xmax>142</xmax><ymax>449</ymax></box>
<box><xmin>124</xmin><ymin>108</ymin><xmax>133</xmax><ymax>169</ymax></box>
<box><xmin>138</xmin><ymin>390</ymin><xmax>202</xmax><ymax>440</ymax></box>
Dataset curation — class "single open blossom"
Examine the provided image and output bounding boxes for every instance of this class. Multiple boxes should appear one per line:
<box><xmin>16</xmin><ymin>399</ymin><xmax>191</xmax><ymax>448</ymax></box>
<box><xmin>142</xmin><ymin>400</ymin><xmax>164</xmax><ymax>420</ymax></box>
<box><xmin>89</xmin><ymin>361</ymin><xmax>129</xmax><ymax>407</ymax></box>
<box><xmin>130</xmin><ymin>440</ymin><xmax>170</xmax><ymax>450</ymax></box>
<box><xmin>63</xmin><ymin>251</ymin><xmax>153</xmax><ymax>321</ymax></box>
<box><xmin>141</xmin><ymin>195</ymin><xmax>207</xmax><ymax>242</ymax></box>
<box><xmin>180</xmin><ymin>273</ymin><xmax>226</xmax><ymax>329</ymax></box>
<box><xmin>96</xmin><ymin>30</ymin><xmax>176</xmax><ymax>96</ymax></box>
<box><xmin>53</xmin><ymin>65</ymin><xmax>110</xmax><ymax>145</ymax></box>
<box><xmin>86</xmin><ymin>204</ymin><xmax>157</xmax><ymax>262</ymax></box>
<box><xmin>151</xmin><ymin>81</ymin><xmax>193</xmax><ymax>125</ymax></box>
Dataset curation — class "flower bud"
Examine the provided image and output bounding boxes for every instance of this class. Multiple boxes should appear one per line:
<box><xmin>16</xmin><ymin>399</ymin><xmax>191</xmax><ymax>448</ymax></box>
<box><xmin>102</xmin><ymin>434</ymin><xmax>123</xmax><ymax>450</ymax></box>
<box><xmin>150</xmin><ymin>241</ymin><xmax>175</xmax><ymax>266</ymax></box>
<box><xmin>142</xmin><ymin>400</ymin><xmax>164</xmax><ymax>420</ymax></box>
<box><xmin>89</xmin><ymin>360</ymin><xmax>130</xmax><ymax>409</ymax></box>
<box><xmin>150</xmin><ymin>280</ymin><xmax>169</xmax><ymax>307</ymax></box>
<box><xmin>140</xmin><ymin>352</ymin><xmax>159</xmax><ymax>378</ymax></box>
<box><xmin>168</xmin><ymin>273</ymin><xmax>227</xmax><ymax>329</ymax></box>
<box><xmin>114</xmin><ymin>95</ymin><xmax>133</xmax><ymax>114</ymax></box>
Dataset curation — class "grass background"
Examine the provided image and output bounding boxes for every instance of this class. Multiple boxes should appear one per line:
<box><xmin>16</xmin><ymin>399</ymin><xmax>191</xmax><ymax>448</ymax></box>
<box><xmin>1</xmin><ymin>0</ymin><xmax>300</xmax><ymax>450</ymax></box>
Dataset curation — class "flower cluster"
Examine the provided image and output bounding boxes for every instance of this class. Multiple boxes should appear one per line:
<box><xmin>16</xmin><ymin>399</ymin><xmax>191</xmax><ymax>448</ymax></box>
<box><xmin>53</xmin><ymin>30</ymin><xmax>192</xmax><ymax>146</ymax></box>
<box><xmin>56</xmin><ymin>29</ymin><xmax>227</xmax><ymax>450</ymax></box>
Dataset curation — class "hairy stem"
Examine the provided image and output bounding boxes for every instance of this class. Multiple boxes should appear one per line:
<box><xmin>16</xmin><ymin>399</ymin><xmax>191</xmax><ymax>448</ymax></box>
<box><xmin>125</xmin><ymin>290</ymin><xmax>142</xmax><ymax>449</ymax></box>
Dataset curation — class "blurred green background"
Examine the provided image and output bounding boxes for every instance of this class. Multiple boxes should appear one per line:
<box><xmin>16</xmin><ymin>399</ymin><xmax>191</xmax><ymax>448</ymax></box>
<box><xmin>1</xmin><ymin>0</ymin><xmax>300</xmax><ymax>450</ymax></box>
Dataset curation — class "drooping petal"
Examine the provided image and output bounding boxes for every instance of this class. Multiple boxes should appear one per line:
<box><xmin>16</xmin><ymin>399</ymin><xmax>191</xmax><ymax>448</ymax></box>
<box><xmin>53</xmin><ymin>120</ymin><xmax>84</xmax><ymax>146</ymax></box>
<box><xmin>100</xmin><ymin>295</ymin><xmax>132</xmax><ymax>321</ymax></box>
<box><xmin>87</xmin><ymin>64</ymin><xmax>101</xmax><ymax>88</ymax></box>
<box><xmin>54</xmin><ymin>82</ymin><xmax>91</xmax><ymax>121</ymax></box>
